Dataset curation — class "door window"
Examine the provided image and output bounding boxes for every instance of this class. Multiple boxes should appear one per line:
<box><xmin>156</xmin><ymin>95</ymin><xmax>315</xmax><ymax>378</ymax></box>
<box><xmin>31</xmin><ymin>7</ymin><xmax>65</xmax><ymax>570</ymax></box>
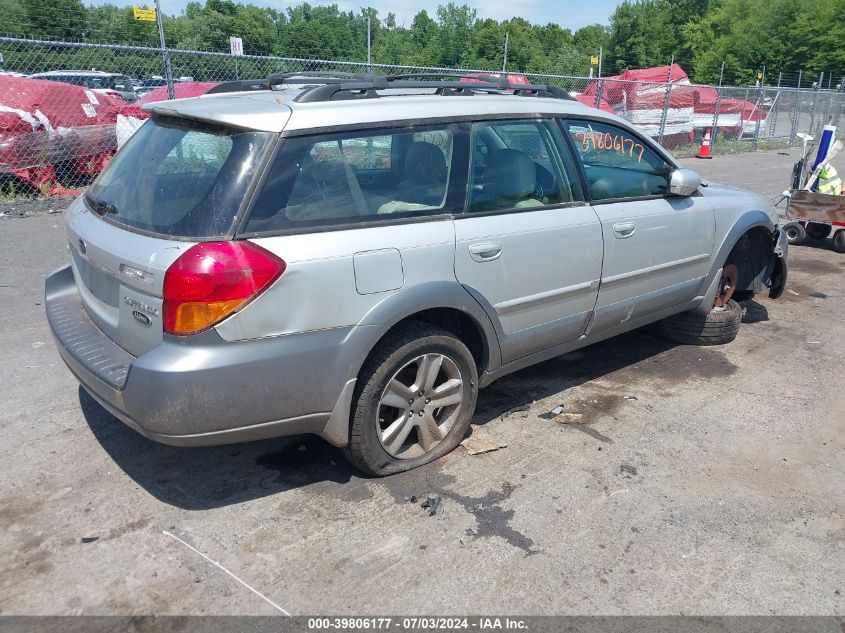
<box><xmin>113</xmin><ymin>77</ymin><xmax>134</xmax><ymax>92</ymax></box>
<box><xmin>468</xmin><ymin>119</ymin><xmax>581</xmax><ymax>213</ymax></box>
<box><xmin>563</xmin><ymin>120</ymin><xmax>673</xmax><ymax>201</ymax></box>
<box><xmin>243</xmin><ymin>124</ymin><xmax>465</xmax><ymax>233</ymax></box>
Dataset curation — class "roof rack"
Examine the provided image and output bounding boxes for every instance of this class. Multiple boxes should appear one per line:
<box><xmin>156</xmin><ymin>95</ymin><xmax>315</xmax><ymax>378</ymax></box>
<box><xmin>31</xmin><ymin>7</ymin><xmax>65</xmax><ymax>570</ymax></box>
<box><xmin>206</xmin><ymin>71</ymin><xmax>575</xmax><ymax>103</ymax></box>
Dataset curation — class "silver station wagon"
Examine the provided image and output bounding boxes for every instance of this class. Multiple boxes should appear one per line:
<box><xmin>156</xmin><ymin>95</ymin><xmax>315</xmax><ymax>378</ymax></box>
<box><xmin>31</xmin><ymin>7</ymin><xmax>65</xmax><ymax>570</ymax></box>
<box><xmin>46</xmin><ymin>73</ymin><xmax>787</xmax><ymax>475</ymax></box>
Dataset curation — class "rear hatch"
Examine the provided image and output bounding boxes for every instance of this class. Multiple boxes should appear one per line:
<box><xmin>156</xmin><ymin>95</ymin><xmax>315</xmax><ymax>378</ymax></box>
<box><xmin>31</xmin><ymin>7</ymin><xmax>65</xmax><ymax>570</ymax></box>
<box><xmin>68</xmin><ymin>115</ymin><xmax>275</xmax><ymax>357</ymax></box>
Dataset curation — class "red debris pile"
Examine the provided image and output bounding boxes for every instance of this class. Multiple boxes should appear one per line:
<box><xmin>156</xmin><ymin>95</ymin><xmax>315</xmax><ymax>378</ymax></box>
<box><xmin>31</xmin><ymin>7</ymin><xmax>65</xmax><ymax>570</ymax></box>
<box><xmin>0</xmin><ymin>75</ymin><xmax>122</xmax><ymax>196</ymax></box>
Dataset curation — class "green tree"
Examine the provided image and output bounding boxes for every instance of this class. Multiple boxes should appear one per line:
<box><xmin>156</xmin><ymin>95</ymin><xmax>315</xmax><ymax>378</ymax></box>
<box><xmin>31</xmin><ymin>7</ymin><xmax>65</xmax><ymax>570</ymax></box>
<box><xmin>22</xmin><ymin>0</ymin><xmax>87</xmax><ymax>40</ymax></box>
<box><xmin>435</xmin><ymin>3</ymin><xmax>476</xmax><ymax>67</ymax></box>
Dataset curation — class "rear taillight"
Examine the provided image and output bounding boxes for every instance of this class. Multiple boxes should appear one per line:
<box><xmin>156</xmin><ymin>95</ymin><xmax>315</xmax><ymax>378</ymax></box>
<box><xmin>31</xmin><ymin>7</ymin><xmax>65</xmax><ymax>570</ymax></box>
<box><xmin>163</xmin><ymin>241</ymin><xmax>285</xmax><ymax>335</ymax></box>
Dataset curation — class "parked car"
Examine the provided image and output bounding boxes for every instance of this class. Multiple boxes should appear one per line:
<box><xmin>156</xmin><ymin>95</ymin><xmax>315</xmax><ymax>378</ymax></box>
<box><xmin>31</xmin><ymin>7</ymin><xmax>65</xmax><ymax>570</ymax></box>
<box><xmin>135</xmin><ymin>76</ymin><xmax>195</xmax><ymax>98</ymax></box>
<box><xmin>46</xmin><ymin>74</ymin><xmax>788</xmax><ymax>475</ymax></box>
<box><xmin>30</xmin><ymin>70</ymin><xmax>138</xmax><ymax>102</ymax></box>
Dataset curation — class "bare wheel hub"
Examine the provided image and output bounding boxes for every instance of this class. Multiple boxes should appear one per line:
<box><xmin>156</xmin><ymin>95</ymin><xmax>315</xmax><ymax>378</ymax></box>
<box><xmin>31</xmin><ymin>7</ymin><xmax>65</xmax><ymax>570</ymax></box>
<box><xmin>376</xmin><ymin>353</ymin><xmax>464</xmax><ymax>459</ymax></box>
<box><xmin>714</xmin><ymin>263</ymin><xmax>738</xmax><ymax>308</ymax></box>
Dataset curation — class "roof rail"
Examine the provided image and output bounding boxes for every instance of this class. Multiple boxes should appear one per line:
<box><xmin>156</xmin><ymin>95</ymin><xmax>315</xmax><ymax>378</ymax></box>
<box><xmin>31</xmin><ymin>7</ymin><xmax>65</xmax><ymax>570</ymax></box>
<box><xmin>206</xmin><ymin>79</ymin><xmax>269</xmax><ymax>94</ymax></box>
<box><xmin>205</xmin><ymin>71</ymin><xmax>576</xmax><ymax>103</ymax></box>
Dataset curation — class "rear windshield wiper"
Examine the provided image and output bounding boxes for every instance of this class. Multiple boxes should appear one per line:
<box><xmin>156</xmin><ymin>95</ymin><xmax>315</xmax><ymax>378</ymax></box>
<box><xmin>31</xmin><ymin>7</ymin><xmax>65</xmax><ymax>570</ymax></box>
<box><xmin>84</xmin><ymin>193</ymin><xmax>118</xmax><ymax>216</ymax></box>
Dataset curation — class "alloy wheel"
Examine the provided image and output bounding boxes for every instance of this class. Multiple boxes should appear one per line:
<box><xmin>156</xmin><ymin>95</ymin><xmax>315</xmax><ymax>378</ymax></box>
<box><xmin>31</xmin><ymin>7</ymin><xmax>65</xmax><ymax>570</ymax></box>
<box><xmin>376</xmin><ymin>353</ymin><xmax>464</xmax><ymax>459</ymax></box>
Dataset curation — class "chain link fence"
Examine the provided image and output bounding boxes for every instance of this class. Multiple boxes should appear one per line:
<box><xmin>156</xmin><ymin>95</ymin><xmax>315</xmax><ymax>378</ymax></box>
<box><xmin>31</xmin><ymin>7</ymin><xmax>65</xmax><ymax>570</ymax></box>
<box><xmin>1</xmin><ymin>35</ymin><xmax>844</xmax><ymax>195</ymax></box>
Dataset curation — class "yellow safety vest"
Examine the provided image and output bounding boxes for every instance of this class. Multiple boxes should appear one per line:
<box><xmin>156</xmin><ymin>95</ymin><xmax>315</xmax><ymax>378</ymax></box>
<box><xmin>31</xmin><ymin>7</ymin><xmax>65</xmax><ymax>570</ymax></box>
<box><xmin>817</xmin><ymin>164</ymin><xmax>842</xmax><ymax>195</ymax></box>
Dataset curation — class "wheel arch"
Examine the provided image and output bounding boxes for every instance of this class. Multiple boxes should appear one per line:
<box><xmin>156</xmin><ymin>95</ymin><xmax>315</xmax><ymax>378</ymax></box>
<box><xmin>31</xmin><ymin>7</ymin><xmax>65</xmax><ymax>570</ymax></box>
<box><xmin>319</xmin><ymin>282</ymin><xmax>501</xmax><ymax>449</ymax></box>
<box><xmin>697</xmin><ymin>212</ymin><xmax>777</xmax><ymax>308</ymax></box>
<box><xmin>355</xmin><ymin>281</ymin><xmax>503</xmax><ymax>376</ymax></box>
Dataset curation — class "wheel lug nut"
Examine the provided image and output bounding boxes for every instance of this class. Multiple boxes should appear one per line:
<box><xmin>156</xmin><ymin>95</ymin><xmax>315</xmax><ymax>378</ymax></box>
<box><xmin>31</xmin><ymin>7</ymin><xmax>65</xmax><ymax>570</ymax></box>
<box><xmin>419</xmin><ymin>391</ymin><xmax>424</xmax><ymax>396</ymax></box>
<box><xmin>425</xmin><ymin>398</ymin><xmax>430</xmax><ymax>404</ymax></box>
<box><xmin>418</xmin><ymin>411</ymin><xmax>424</xmax><ymax>416</ymax></box>
<box><xmin>409</xmin><ymin>399</ymin><xmax>414</xmax><ymax>404</ymax></box>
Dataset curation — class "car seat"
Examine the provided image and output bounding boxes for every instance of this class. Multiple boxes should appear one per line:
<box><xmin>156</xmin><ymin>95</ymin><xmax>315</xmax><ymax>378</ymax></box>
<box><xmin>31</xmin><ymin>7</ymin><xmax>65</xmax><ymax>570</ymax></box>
<box><xmin>471</xmin><ymin>149</ymin><xmax>544</xmax><ymax>211</ymax></box>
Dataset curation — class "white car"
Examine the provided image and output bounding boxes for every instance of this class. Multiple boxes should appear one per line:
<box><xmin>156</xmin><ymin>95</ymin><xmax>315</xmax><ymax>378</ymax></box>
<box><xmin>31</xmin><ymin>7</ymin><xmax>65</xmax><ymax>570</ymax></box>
<box><xmin>30</xmin><ymin>70</ymin><xmax>138</xmax><ymax>102</ymax></box>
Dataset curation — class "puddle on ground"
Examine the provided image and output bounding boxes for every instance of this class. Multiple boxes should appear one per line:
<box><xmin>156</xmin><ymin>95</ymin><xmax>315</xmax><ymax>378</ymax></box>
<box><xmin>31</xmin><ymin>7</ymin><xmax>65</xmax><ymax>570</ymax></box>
<box><xmin>790</xmin><ymin>257</ymin><xmax>841</xmax><ymax>276</ymax></box>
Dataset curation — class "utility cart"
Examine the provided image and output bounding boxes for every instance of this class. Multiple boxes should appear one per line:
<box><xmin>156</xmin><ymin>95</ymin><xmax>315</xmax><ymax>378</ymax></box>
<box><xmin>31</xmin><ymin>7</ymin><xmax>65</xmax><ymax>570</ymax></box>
<box><xmin>783</xmin><ymin>190</ymin><xmax>845</xmax><ymax>252</ymax></box>
<box><xmin>781</xmin><ymin>130</ymin><xmax>845</xmax><ymax>253</ymax></box>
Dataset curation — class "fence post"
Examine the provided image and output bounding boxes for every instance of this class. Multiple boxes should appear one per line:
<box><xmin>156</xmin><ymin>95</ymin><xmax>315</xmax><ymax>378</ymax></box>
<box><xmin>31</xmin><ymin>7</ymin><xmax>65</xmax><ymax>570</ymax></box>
<box><xmin>835</xmin><ymin>91</ymin><xmax>845</xmax><ymax>129</ymax></box>
<box><xmin>594</xmin><ymin>77</ymin><xmax>604</xmax><ymax>110</ymax></box>
<box><xmin>789</xmin><ymin>87</ymin><xmax>800</xmax><ymax>146</ymax></box>
<box><xmin>154</xmin><ymin>0</ymin><xmax>174</xmax><ymax>99</ymax></box>
<box><xmin>753</xmin><ymin>65</ymin><xmax>765</xmax><ymax>149</ymax></box>
<box><xmin>770</xmin><ymin>70</ymin><xmax>782</xmax><ymax>137</ymax></box>
<box><xmin>711</xmin><ymin>62</ymin><xmax>725</xmax><ymax>149</ymax></box>
<box><xmin>657</xmin><ymin>57</ymin><xmax>674</xmax><ymax>145</ymax></box>
<box><xmin>808</xmin><ymin>72</ymin><xmax>823</xmax><ymax>134</ymax></box>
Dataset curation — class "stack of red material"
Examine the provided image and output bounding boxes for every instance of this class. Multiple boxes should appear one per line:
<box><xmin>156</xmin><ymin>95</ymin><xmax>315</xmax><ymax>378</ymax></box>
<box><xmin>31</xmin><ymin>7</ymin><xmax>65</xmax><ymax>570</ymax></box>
<box><xmin>584</xmin><ymin>65</ymin><xmax>767</xmax><ymax>144</ymax></box>
<box><xmin>574</xmin><ymin>94</ymin><xmax>615</xmax><ymax>113</ymax></box>
<box><xmin>583</xmin><ymin>65</ymin><xmax>697</xmax><ymax>145</ymax></box>
<box><xmin>0</xmin><ymin>75</ymin><xmax>122</xmax><ymax>195</ymax></box>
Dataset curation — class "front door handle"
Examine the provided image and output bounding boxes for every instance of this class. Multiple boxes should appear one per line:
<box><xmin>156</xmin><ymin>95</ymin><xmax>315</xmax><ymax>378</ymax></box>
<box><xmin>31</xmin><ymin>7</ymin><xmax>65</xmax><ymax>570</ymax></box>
<box><xmin>469</xmin><ymin>242</ymin><xmax>503</xmax><ymax>262</ymax></box>
<box><xmin>612</xmin><ymin>222</ymin><xmax>636</xmax><ymax>239</ymax></box>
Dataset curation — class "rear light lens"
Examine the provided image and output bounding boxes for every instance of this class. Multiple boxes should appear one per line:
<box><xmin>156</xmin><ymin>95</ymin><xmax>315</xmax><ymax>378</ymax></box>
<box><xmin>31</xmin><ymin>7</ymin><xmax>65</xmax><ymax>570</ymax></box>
<box><xmin>163</xmin><ymin>241</ymin><xmax>285</xmax><ymax>335</ymax></box>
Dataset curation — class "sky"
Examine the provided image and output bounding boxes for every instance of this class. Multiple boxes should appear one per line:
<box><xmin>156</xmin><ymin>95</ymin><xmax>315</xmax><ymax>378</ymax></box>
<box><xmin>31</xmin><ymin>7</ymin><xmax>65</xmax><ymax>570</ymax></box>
<box><xmin>90</xmin><ymin>0</ymin><xmax>621</xmax><ymax>29</ymax></box>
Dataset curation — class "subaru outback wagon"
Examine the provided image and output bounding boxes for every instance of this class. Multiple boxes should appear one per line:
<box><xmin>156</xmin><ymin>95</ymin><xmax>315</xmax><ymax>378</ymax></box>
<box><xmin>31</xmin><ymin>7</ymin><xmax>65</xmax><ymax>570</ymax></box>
<box><xmin>46</xmin><ymin>73</ymin><xmax>787</xmax><ymax>475</ymax></box>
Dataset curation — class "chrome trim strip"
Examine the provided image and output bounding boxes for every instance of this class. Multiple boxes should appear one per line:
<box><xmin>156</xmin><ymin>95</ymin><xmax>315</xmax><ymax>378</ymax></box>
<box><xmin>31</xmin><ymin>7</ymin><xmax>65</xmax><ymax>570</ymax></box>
<box><xmin>494</xmin><ymin>279</ymin><xmax>599</xmax><ymax>315</ymax></box>
<box><xmin>601</xmin><ymin>253</ymin><xmax>710</xmax><ymax>286</ymax></box>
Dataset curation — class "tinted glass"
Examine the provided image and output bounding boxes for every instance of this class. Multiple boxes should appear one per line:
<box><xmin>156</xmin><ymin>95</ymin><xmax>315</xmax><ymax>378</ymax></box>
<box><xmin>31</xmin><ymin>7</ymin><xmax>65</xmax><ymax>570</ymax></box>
<box><xmin>243</xmin><ymin>124</ymin><xmax>465</xmax><ymax>233</ymax></box>
<box><xmin>564</xmin><ymin>119</ymin><xmax>672</xmax><ymax>200</ymax></box>
<box><xmin>468</xmin><ymin>119</ymin><xmax>581</xmax><ymax>213</ymax></box>
<box><xmin>112</xmin><ymin>77</ymin><xmax>133</xmax><ymax>91</ymax></box>
<box><xmin>85</xmin><ymin>117</ymin><xmax>271</xmax><ymax>238</ymax></box>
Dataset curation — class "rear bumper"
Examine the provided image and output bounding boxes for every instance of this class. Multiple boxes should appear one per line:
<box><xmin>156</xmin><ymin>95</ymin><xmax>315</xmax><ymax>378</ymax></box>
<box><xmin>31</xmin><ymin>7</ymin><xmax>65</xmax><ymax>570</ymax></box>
<box><xmin>46</xmin><ymin>265</ymin><xmax>360</xmax><ymax>447</ymax></box>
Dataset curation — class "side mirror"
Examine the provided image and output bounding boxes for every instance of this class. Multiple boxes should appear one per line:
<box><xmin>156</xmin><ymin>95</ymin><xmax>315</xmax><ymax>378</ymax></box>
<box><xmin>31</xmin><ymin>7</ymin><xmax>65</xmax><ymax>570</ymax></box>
<box><xmin>668</xmin><ymin>168</ymin><xmax>702</xmax><ymax>197</ymax></box>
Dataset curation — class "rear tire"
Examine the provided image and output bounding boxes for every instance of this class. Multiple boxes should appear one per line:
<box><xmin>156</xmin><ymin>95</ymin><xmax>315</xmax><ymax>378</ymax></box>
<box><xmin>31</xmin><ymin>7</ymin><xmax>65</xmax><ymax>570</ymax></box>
<box><xmin>784</xmin><ymin>222</ymin><xmax>806</xmax><ymax>245</ymax></box>
<box><xmin>654</xmin><ymin>300</ymin><xmax>742</xmax><ymax>346</ymax></box>
<box><xmin>805</xmin><ymin>223</ymin><xmax>832</xmax><ymax>240</ymax></box>
<box><xmin>833</xmin><ymin>229</ymin><xmax>845</xmax><ymax>253</ymax></box>
<box><xmin>343</xmin><ymin>322</ymin><xmax>478</xmax><ymax>476</ymax></box>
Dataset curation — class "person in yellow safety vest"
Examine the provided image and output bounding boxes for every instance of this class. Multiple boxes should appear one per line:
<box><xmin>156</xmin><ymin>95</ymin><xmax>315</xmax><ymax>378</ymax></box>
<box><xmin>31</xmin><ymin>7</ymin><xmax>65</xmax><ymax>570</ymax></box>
<box><xmin>815</xmin><ymin>163</ymin><xmax>842</xmax><ymax>195</ymax></box>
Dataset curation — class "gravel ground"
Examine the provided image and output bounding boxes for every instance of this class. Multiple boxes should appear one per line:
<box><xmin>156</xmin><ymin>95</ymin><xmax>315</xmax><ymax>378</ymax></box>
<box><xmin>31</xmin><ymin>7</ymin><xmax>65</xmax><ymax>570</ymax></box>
<box><xmin>0</xmin><ymin>197</ymin><xmax>72</xmax><ymax>219</ymax></box>
<box><xmin>0</xmin><ymin>149</ymin><xmax>842</xmax><ymax>616</ymax></box>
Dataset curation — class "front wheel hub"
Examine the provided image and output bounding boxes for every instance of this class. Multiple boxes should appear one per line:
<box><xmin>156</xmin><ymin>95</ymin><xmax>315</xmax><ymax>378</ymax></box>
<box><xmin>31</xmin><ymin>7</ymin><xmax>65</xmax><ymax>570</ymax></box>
<box><xmin>714</xmin><ymin>263</ymin><xmax>739</xmax><ymax>308</ymax></box>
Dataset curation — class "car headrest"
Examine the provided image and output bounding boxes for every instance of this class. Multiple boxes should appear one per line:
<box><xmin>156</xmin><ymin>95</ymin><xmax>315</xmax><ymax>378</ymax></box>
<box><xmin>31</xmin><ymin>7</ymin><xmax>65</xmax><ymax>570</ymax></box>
<box><xmin>485</xmin><ymin>149</ymin><xmax>537</xmax><ymax>199</ymax></box>
<box><xmin>404</xmin><ymin>141</ymin><xmax>447</xmax><ymax>185</ymax></box>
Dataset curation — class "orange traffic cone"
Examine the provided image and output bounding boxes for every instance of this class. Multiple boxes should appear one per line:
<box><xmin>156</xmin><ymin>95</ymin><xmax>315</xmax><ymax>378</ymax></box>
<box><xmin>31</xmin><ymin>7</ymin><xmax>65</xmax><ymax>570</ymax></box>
<box><xmin>696</xmin><ymin>128</ymin><xmax>713</xmax><ymax>159</ymax></box>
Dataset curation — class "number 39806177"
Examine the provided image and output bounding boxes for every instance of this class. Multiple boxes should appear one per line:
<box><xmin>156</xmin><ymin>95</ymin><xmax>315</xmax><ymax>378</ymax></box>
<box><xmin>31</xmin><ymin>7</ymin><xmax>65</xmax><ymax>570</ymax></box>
<box><xmin>574</xmin><ymin>130</ymin><xmax>645</xmax><ymax>163</ymax></box>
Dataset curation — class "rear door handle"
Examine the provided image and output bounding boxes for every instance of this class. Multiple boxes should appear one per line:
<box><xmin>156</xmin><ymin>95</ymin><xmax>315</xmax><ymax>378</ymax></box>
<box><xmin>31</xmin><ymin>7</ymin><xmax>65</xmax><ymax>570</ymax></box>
<box><xmin>612</xmin><ymin>222</ymin><xmax>636</xmax><ymax>239</ymax></box>
<box><xmin>469</xmin><ymin>242</ymin><xmax>503</xmax><ymax>262</ymax></box>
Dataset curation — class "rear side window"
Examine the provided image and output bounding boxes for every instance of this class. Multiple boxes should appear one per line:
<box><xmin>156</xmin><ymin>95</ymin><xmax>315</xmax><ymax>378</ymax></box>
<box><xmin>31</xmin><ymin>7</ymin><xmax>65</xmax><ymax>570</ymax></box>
<box><xmin>113</xmin><ymin>76</ymin><xmax>133</xmax><ymax>92</ymax></box>
<box><xmin>468</xmin><ymin>119</ymin><xmax>582</xmax><ymax>213</ymax></box>
<box><xmin>563</xmin><ymin>119</ymin><xmax>672</xmax><ymax>200</ymax></box>
<box><xmin>243</xmin><ymin>124</ymin><xmax>467</xmax><ymax>234</ymax></box>
<box><xmin>85</xmin><ymin>117</ymin><xmax>272</xmax><ymax>238</ymax></box>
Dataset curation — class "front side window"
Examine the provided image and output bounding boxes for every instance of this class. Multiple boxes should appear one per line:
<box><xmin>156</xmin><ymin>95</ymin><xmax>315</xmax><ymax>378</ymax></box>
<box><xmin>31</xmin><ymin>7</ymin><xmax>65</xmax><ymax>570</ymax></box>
<box><xmin>243</xmin><ymin>124</ymin><xmax>465</xmax><ymax>233</ymax></box>
<box><xmin>468</xmin><ymin>119</ymin><xmax>581</xmax><ymax>213</ymax></box>
<box><xmin>85</xmin><ymin>117</ymin><xmax>271</xmax><ymax>238</ymax></box>
<box><xmin>563</xmin><ymin>119</ymin><xmax>673</xmax><ymax>201</ymax></box>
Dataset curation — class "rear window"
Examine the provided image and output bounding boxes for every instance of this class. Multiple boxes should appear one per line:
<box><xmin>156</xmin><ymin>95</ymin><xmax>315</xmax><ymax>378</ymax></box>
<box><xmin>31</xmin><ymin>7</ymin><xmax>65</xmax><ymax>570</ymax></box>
<box><xmin>85</xmin><ymin>117</ymin><xmax>272</xmax><ymax>238</ymax></box>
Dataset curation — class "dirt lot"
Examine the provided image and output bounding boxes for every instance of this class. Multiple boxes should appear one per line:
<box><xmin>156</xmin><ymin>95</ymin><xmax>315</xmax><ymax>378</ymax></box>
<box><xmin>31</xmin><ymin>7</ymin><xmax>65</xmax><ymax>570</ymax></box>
<box><xmin>0</xmin><ymin>149</ymin><xmax>843</xmax><ymax>615</ymax></box>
